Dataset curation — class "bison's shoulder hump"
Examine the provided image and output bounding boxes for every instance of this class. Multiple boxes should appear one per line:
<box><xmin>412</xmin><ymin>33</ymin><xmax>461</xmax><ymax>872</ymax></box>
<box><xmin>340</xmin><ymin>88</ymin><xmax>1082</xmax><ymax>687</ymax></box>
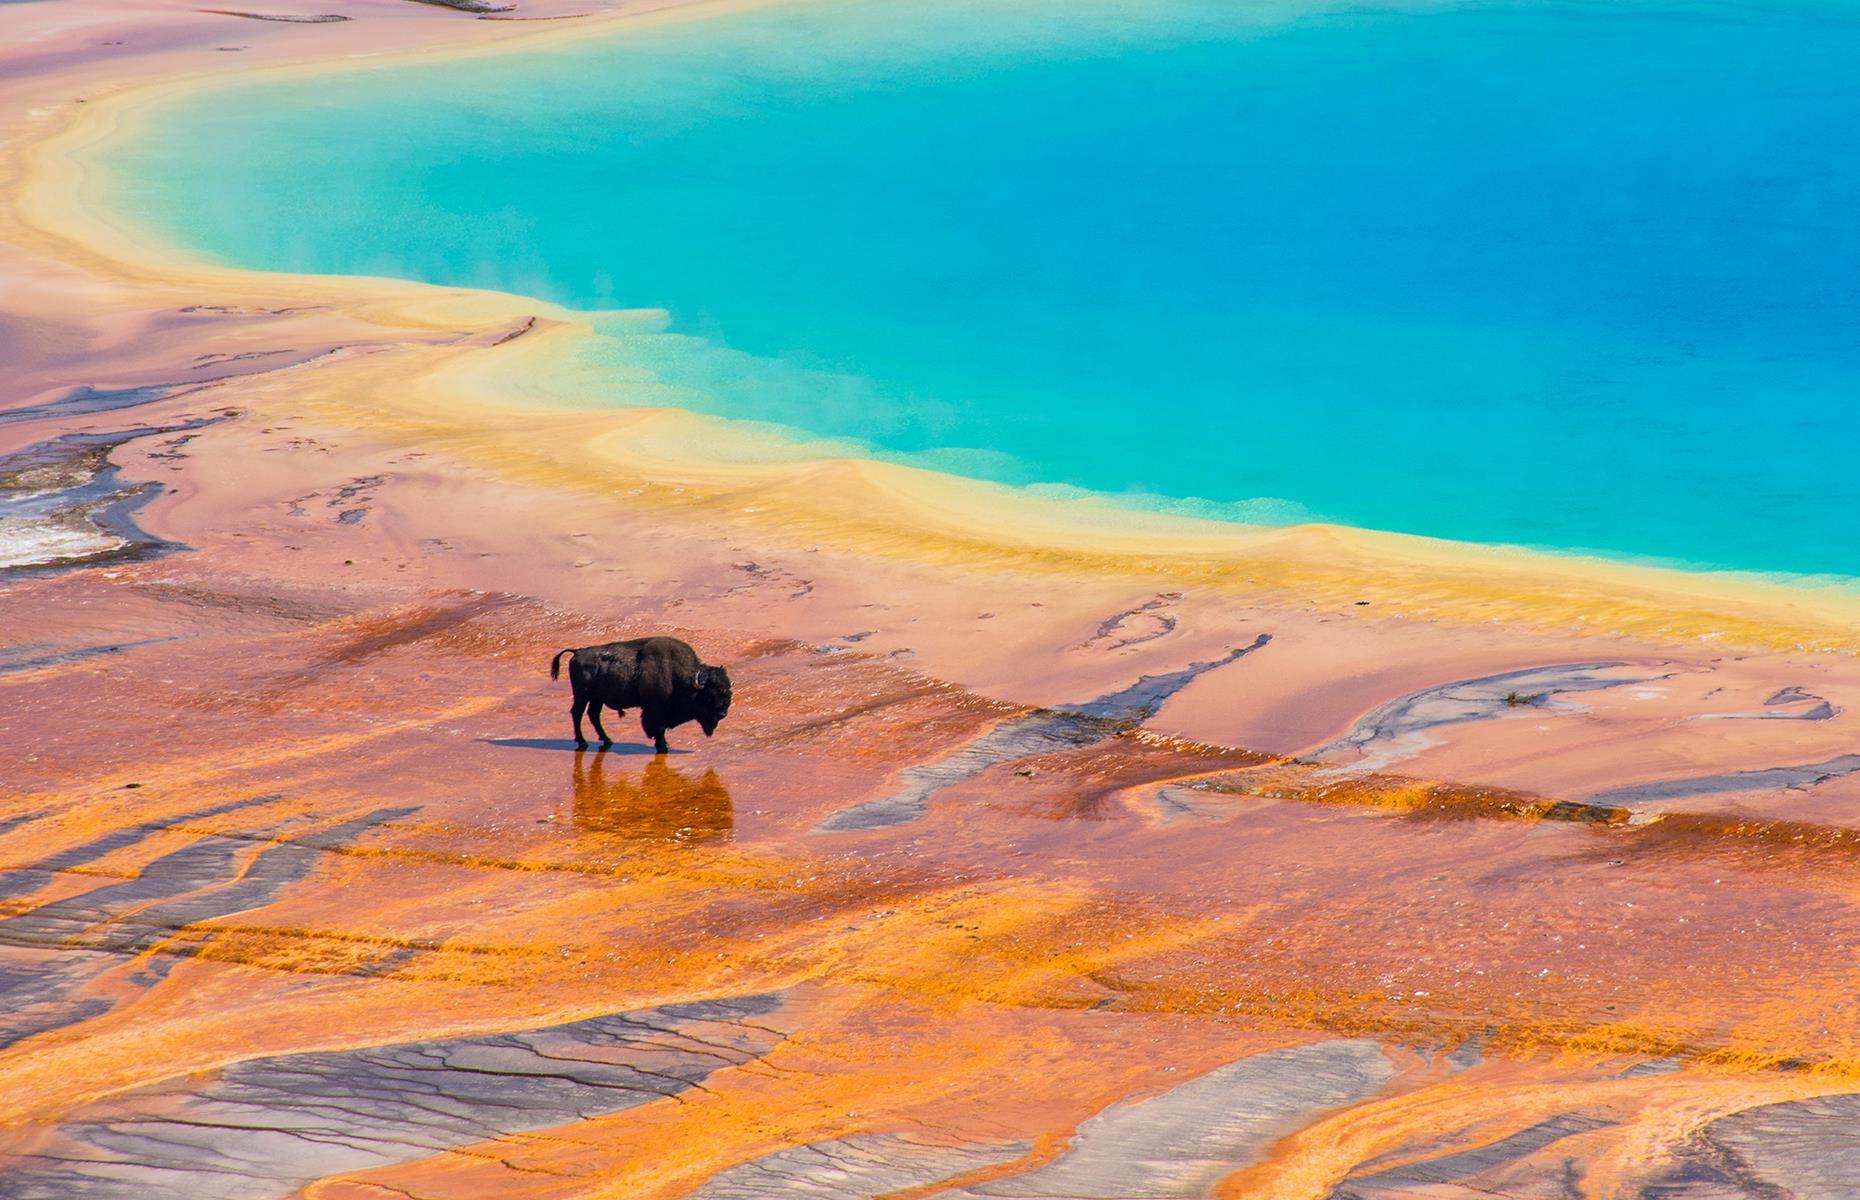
<box><xmin>636</xmin><ymin>636</ymin><xmax>700</xmax><ymax>661</ymax></box>
<box><xmin>576</xmin><ymin>637</ymin><xmax>700</xmax><ymax>676</ymax></box>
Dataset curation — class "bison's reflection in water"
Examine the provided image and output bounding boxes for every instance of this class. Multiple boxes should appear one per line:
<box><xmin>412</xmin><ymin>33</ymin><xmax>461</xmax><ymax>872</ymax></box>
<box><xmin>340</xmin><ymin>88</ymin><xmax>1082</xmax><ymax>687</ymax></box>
<box><xmin>572</xmin><ymin>751</ymin><xmax>733</xmax><ymax>844</ymax></box>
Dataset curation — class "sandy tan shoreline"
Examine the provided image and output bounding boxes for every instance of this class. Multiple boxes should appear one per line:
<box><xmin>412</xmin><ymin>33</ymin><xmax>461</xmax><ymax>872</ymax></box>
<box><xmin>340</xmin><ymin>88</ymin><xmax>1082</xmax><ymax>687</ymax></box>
<box><xmin>8</xmin><ymin>3</ymin><xmax>1860</xmax><ymax>1196</ymax></box>
<box><xmin>13</xmin><ymin>0</ymin><xmax>1860</xmax><ymax>654</ymax></box>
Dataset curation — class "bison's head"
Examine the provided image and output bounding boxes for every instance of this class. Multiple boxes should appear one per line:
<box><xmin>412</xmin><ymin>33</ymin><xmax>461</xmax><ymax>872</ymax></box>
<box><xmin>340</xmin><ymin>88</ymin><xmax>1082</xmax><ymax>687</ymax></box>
<box><xmin>692</xmin><ymin>665</ymin><xmax>733</xmax><ymax>737</ymax></box>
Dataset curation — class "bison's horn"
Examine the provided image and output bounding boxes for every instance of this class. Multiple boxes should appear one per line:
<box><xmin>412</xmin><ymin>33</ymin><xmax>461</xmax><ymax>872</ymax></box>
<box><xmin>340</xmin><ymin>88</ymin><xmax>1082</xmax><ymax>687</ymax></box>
<box><xmin>693</xmin><ymin>667</ymin><xmax>710</xmax><ymax>688</ymax></box>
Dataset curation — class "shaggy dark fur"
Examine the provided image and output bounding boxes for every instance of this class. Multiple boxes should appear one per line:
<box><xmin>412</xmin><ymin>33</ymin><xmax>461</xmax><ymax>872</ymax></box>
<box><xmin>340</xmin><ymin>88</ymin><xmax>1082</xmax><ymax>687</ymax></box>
<box><xmin>550</xmin><ymin>636</ymin><xmax>733</xmax><ymax>753</ymax></box>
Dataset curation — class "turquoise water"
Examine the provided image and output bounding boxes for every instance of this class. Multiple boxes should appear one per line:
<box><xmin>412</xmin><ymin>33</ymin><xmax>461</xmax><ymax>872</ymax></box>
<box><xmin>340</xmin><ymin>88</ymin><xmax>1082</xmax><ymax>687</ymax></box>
<box><xmin>109</xmin><ymin>0</ymin><xmax>1860</xmax><ymax>576</ymax></box>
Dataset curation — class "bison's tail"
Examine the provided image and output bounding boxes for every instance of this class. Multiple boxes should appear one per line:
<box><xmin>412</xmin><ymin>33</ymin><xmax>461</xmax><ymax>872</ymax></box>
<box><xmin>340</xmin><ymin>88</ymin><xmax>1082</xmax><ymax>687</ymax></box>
<box><xmin>549</xmin><ymin>648</ymin><xmax>576</xmax><ymax>681</ymax></box>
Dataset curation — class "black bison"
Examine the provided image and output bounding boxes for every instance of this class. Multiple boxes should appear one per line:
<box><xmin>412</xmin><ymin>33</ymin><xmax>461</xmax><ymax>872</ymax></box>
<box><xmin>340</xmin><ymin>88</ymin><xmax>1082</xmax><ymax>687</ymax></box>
<box><xmin>549</xmin><ymin>636</ymin><xmax>733</xmax><ymax>753</ymax></box>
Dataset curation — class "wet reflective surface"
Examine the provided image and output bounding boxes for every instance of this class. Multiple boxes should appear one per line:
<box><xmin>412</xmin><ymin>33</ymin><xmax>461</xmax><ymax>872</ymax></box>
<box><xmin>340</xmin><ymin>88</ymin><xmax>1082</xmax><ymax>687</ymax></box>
<box><xmin>9</xmin><ymin>571</ymin><xmax>1860</xmax><ymax>1197</ymax></box>
<box><xmin>10</xmin><ymin>4</ymin><xmax>1860</xmax><ymax>1194</ymax></box>
<box><xmin>574</xmin><ymin>752</ymin><xmax>734</xmax><ymax>845</ymax></box>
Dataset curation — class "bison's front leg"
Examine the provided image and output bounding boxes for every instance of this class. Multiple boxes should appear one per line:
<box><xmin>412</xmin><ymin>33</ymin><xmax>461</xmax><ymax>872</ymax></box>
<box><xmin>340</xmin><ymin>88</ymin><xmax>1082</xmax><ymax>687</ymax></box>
<box><xmin>641</xmin><ymin>711</ymin><xmax>670</xmax><ymax>756</ymax></box>
<box><xmin>588</xmin><ymin>701</ymin><xmax>614</xmax><ymax>749</ymax></box>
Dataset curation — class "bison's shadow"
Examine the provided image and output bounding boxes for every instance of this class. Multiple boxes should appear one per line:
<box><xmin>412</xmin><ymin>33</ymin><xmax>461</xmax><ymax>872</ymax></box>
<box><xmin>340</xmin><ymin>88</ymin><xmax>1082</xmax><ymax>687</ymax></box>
<box><xmin>483</xmin><ymin>738</ymin><xmax>690</xmax><ymax>756</ymax></box>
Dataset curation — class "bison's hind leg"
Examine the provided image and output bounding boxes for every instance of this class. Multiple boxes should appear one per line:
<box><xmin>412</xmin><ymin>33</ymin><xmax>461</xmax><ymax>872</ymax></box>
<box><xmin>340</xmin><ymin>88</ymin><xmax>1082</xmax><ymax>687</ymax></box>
<box><xmin>570</xmin><ymin>691</ymin><xmax>589</xmax><ymax>751</ymax></box>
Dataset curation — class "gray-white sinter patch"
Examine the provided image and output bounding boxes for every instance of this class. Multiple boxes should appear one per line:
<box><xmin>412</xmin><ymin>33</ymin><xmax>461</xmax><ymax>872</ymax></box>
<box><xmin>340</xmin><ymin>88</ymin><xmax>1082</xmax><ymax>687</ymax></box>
<box><xmin>948</xmin><ymin>1039</ymin><xmax>1392</xmax><ymax>1198</ymax></box>
<box><xmin>1309</xmin><ymin>662</ymin><xmax>1667</xmax><ymax>774</ymax></box>
<box><xmin>693</xmin><ymin>1133</ymin><xmax>1033</xmax><ymax>1198</ymax></box>
<box><xmin>814</xmin><ymin>635</ymin><xmax>1270</xmax><ymax>833</ymax></box>
<box><xmin>0</xmin><ymin>996</ymin><xmax>786</xmax><ymax>1200</ymax></box>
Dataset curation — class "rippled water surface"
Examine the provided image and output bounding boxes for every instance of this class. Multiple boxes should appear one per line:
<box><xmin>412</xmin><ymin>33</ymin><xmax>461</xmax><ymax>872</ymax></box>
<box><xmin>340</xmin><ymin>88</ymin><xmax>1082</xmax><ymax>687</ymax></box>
<box><xmin>108</xmin><ymin>0</ymin><xmax>1860</xmax><ymax>574</ymax></box>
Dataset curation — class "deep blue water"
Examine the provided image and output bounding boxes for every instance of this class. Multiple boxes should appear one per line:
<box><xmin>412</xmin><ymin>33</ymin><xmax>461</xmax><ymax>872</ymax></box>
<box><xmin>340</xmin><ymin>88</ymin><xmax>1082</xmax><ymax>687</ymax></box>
<box><xmin>108</xmin><ymin>0</ymin><xmax>1860</xmax><ymax>575</ymax></box>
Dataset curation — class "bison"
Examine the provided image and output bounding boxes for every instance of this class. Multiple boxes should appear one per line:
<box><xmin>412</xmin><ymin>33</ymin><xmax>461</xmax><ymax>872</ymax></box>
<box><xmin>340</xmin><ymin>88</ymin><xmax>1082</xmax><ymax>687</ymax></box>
<box><xmin>549</xmin><ymin>636</ymin><xmax>733</xmax><ymax>753</ymax></box>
